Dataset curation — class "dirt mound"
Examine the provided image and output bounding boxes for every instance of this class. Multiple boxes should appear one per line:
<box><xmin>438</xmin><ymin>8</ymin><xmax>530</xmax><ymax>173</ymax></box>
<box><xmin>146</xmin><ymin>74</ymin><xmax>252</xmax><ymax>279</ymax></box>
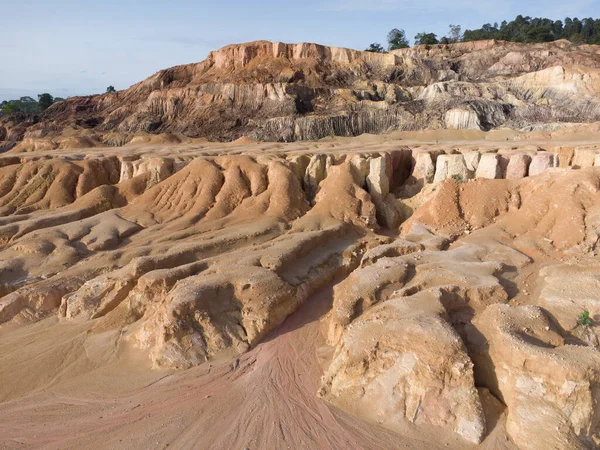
<box><xmin>406</xmin><ymin>166</ymin><xmax>600</xmax><ymax>252</ymax></box>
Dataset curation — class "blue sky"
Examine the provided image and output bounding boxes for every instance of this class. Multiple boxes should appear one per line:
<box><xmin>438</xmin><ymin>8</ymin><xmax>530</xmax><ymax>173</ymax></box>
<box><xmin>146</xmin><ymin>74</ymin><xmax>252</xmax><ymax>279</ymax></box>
<box><xmin>2</xmin><ymin>0</ymin><xmax>600</xmax><ymax>101</ymax></box>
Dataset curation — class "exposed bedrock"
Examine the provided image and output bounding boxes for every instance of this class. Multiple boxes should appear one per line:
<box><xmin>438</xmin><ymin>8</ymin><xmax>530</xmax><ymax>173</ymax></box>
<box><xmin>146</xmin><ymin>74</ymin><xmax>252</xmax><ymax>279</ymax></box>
<box><xmin>320</xmin><ymin>238</ymin><xmax>514</xmax><ymax>443</ymax></box>
<box><xmin>419</xmin><ymin>145</ymin><xmax>600</xmax><ymax>185</ymax></box>
<box><xmin>130</xmin><ymin>223</ymin><xmax>362</xmax><ymax>368</ymax></box>
<box><xmin>0</xmin><ymin>152</ymin><xmax>412</xmax><ymax>367</ymax></box>
<box><xmin>257</xmin><ymin>110</ymin><xmax>415</xmax><ymax>142</ymax></box>
<box><xmin>320</xmin><ymin>290</ymin><xmax>486</xmax><ymax>444</ymax></box>
<box><xmin>528</xmin><ymin>152</ymin><xmax>555</xmax><ymax>176</ymax></box>
<box><xmin>315</xmin><ymin>165</ymin><xmax>600</xmax><ymax>444</ymax></box>
<box><xmin>5</xmin><ymin>40</ymin><xmax>600</xmax><ymax>145</ymax></box>
<box><xmin>466</xmin><ymin>304</ymin><xmax>600</xmax><ymax>449</ymax></box>
<box><xmin>538</xmin><ymin>264</ymin><xmax>600</xmax><ymax>347</ymax></box>
<box><xmin>475</xmin><ymin>154</ymin><xmax>503</xmax><ymax>179</ymax></box>
<box><xmin>0</xmin><ymin>143</ymin><xmax>598</xmax><ymax>251</ymax></box>
<box><xmin>1</xmin><ymin>143</ymin><xmax>600</xmax><ymax>447</ymax></box>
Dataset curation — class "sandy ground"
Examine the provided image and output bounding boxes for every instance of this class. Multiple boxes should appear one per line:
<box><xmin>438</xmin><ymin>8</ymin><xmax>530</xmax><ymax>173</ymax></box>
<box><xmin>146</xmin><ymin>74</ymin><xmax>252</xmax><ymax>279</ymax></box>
<box><xmin>1</xmin><ymin>132</ymin><xmax>599</xmax><ymax>449</ymax></box>
<box><xmin>0</xmin><ymin>280</ymin><xmax>494</xmax><ymax>450</ymax></box>
<box><xmin>9</xmin><ymin>127</ymin><xmax>600</xmax><ymax>161</ymax></box>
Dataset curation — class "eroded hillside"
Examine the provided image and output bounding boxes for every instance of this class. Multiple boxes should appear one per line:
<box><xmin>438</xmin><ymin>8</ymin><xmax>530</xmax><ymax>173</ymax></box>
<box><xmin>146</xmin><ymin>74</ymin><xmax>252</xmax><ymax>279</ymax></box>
<box><xmin>3</xmin><ymin>39</ymin><xmax>600</xmax><ymax>151</ymax></box>
<box><xmin>1</xmin><ymin>137</ymin><xmax>600</xmax><ymax>449</ymax></box>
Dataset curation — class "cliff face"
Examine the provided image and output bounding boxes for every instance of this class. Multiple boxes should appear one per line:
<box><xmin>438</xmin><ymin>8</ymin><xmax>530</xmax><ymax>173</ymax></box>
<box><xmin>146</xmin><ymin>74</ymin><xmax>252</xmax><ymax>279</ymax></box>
<box><xmin>4</xmin><ymin>39</ymin><xmax>600</xmax><ymax>146</ymax></box>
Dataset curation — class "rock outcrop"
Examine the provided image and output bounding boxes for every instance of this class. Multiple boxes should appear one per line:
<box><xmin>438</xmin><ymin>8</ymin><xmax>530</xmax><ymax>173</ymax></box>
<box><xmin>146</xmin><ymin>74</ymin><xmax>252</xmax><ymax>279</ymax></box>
<box><xmin>3</xmin><ymin>134</ymin><xmax>600</xmax><ymax>447</ymax></box>
<box><xmin>320</xmin><ymin>291</ymin><xmax>486</xmax><ymax>444</ymax></box>
<box><xmin>4</xmin><ymin>39</ymin><xmax>600</xmax><ymax>147</ymax></box>
<box><xmin>467</xmin><ymin>304</ymin><xmax>600</xmax><ymax>449</ymax></box>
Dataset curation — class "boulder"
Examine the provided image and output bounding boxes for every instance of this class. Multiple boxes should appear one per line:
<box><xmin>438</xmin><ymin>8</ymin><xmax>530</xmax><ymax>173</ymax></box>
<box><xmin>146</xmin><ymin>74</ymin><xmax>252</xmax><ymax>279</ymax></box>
<box><xmin>572</xmin><ymin>148</ymin><xmax>598</xmax><ymax>169</ymax></box>
<box><xmin>348</xmin><ymin>154</ymin><xmax>370</xmax><ymax>187</ymax></box>
<box><xmin>529</xmin><ymin>152</ymin><xmax>554</xmax><ymax>176</ymax></box>
<box><xmin>366</xmin><ymin>156</ymin><xmax>390</xmax><ymax>197</ymax></box>
<box><xmin>411</xmin><ymin>152</ymin><xmax>435</xmax><ymax>184</ymax></box>
<box><xmin>475</xmin><ymin>154</ymin><xmax>502</xmax><ymax>179</ymax></box>
<box><xmin>549</xmin><ymin>146</ymin><xmax>575</xmax><ymax>167</ymax></box>
<box><xmin>434</xmin><ymin>154</ymin><xmax>469</xmax><ymax>183</ymax></box>
<box><xmin>463</xmin><ymin>152</ymin><xmax>481</xmax><ymax>174</ymax></box>
<box><xmin>505</xmin><ymin>154</ymin><xmax>531</xmax><ymax>179</ymax></box>
<box><xmin>119</xmin><ymin>157</ymin><xmax>173</xmax><ymax>185</ymax></box>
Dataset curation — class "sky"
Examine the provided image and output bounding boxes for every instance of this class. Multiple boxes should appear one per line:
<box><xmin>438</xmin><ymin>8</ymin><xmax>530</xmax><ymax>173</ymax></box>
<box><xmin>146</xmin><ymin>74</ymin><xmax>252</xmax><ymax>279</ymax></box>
<box><xmin>2</xmin><ymin>0</ymin><xmax>600</xmax><ymax>101</ymax></box>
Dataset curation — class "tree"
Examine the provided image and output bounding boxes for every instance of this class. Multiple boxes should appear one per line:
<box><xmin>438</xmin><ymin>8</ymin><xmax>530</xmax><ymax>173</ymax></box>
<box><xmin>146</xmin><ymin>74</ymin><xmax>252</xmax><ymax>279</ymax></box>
<box><xmin>0</xmin><ymin>101</ymin><xmax>20</xmax><ymax>115</ymax></box>
<box><xmin>448</xmin><ymin>24</ymin><xmax>463</xmax><ymax>43</ymax></box>
<box><xmin>365</xmin><ymin>43</ymin><xmax>386</xmax><ymax>53</ymax></box>
<box><xmin>387</xmin><ymin>28</ymin><xmax>409</xmax><ymax>50</ymax></box>
<box><xmin>38</xmin><ymin>93</ymin><xmax>54</xmax><ymax>111</ymax></box>
<box><xmin>462</xmin><ymin>15</ymin><xmax>600</xmax><ymax>44</ymax></box>
<box><xmin>106</xmin><ymin>86</ymin><xmax>116</xmax><ymax>93</ymax></box>
<box><xmin>564</xmin><ymin>17</ymin><xmax>574</xmax><ymax>37</ymax></box>
<box><xmin>552</xmin><ymin>20</ymin><xmax>564</xmax><ymax>38</ymax></box>
<box><xmin>414</xmin><ymin>32</ymin><xmax>439</xmax><ymax>45</ymax></box>
<box><xmin>526</xmin><ymin>26</ymin><xmax>553</xmax><ymax>42</ymax></box>
<box><xmin>19</xmin><ymin>96</ymin><xmax>38</xmax><ymax>114</ymax></box>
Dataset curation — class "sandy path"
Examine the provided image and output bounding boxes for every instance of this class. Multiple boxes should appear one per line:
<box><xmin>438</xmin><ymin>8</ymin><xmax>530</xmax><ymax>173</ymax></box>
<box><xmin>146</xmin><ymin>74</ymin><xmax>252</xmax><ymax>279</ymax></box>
<box><xmin>0</xmin><ymin>280</ymin><xmax>464</xmax><ymax>450</ymax></box>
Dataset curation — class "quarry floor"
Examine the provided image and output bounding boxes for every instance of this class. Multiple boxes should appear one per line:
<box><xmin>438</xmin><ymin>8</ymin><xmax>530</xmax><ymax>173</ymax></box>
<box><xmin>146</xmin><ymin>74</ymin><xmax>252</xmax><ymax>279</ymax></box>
<box><xmin>1</xmin><ymin>132</ymin><xmax>600</xmax><ymax>449</ymax></box>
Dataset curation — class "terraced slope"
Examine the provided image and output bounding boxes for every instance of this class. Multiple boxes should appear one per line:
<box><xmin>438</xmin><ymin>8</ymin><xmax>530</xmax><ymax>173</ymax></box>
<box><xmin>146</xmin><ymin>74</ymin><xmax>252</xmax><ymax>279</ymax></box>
<box><xmin>3</xmin><ymin>39</ymin><xmax>600</xmax><ymax>151</ymax></box>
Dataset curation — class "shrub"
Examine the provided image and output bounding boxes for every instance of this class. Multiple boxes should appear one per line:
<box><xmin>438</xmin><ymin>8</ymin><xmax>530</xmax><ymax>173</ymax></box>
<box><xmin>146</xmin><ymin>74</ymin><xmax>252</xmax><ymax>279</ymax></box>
<box><xmin>578</xmin><ymin>310</ymin><xmax>593</xmax><ymax>327</ymax></box>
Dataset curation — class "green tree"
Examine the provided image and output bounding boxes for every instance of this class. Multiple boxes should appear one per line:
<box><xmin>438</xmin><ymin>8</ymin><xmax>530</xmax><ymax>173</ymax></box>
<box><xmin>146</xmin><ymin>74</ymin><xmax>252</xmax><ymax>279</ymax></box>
<box><xmin>462</xmin><ymin>14</ymin><xmax>600</xmax><ymax>44</ymax></box>
<box><xmin>447</xmin><ymin>24</ymin><xmax>463</xmax><ymax>43</ymax></box>
<box><xmin>526</xmin><ymin>26</ymin><xmax>553</xmax><ymax>42</ymax></box>
<box><xmin>38</xmin><ymin>93</ymin><xmax>54</xmax><ymax>111</ymax></box>
<box><xmin>106</xmin><ymin>86</ymin><xmax>116</xmax><ymax>93</ymax></box>
<box><xmin>0</xmin><ymin>101</ymin><xmax>20</xmax><ymax>115</ymax></box>
<box><xmin>19</xmin><ymin>96</ymin><xmax>39</xmax><ymax>114</ymax></box>
<box><xmin>552</xmin><ymin>20</ymin><xmax>564</xmax><ymax>38</ymax></box>
<box><xmin>387</xmin><ymin>28</ymin><xmax>410</xmax><ymax>50</ymax></box>
<box><xmin>414</xmin><ymin>32</ymin><xmax>439</xmax><ymax>45</ymax></box>
<box><xmin>365</xmin><ymin>43</ymin><xmax>386</xmax><ymax>53</ymax></box>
